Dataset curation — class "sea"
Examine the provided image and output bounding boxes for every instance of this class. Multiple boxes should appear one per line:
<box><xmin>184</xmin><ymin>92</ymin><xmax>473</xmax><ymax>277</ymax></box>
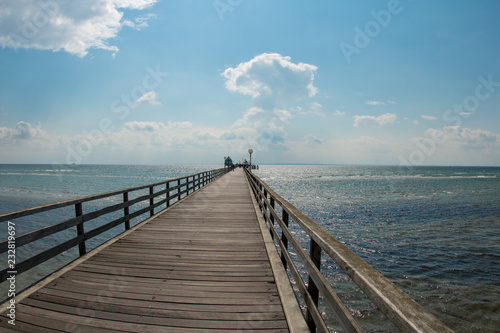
<box><xmin>0</xmin><ymin>164</ymin><xmax>499</xmax><ymax>332</ymax></box>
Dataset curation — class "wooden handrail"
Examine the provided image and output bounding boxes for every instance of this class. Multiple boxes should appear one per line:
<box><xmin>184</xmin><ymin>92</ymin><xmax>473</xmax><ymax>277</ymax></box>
<box><xmin>245</xmin><ymin>169</ymin><xmax>453</xmax><ymax>333</ymax></box>
<box><xmin>0</xmin><ymin>167</ymin><xmax>232</xmax><ymax>283</ymax></box>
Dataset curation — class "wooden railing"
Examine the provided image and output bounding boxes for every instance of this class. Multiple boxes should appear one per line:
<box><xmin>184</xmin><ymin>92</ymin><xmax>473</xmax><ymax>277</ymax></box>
<box><xmin>245</xmin><ymin>169</ymin><xmax>453</xmax><ymax>333</ymax></box>
<box><xmin>0</xmin><ymin>167</ymin><xmax>232</xmax><ymax>283</ymax></box>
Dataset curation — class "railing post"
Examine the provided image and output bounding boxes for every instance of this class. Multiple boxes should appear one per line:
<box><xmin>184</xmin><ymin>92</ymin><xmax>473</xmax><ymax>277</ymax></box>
<box><xmin>75</xmin><ymin>202</ymin><xmax>86</xmax><ymax>256</ymax></box>
<box><xmin>123</xmin><ymin>192</ymin><xmax>130</xmax><ymax>230</ymax></box>
<box><xmin>178</xmin><ymin>179</ymin><xmax>182</xmax><ymax>202</ymax></box>
<box><xmin>166</xmin><ymin>182</ymin><xmax>170</xmax><ymax>208</ymax></box>
<box><xmin>281</xmin><ymin>210</ymin><xmax>289</xmax><ymax>268</ymax></box>
<box><xmin>269</xmin><ymin>195</ymin><xmax>275</xmax><ymax>240</ymax></box>
<box><xmin>307</xmin><ymin>238</ymin><xmax>322</xmax><ymax>331</ymax></box>
<box><xmin>149</xmin><ymin>186</ymin><xmax>154</xmax><ymax>217</ymax></box>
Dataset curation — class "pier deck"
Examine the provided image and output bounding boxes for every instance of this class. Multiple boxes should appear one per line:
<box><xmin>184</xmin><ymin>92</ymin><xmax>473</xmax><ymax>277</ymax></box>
<box><xmin>0</xmin><ymin>169</ymin><xmax>306</xmax><ymax>332</ymax></box>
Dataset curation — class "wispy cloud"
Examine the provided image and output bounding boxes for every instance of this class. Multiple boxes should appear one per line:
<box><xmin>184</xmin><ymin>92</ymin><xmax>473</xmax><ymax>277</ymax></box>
<box><xmin>365</xmin><ymin>100</ymin><xmax>397</xmax><ymax>106</ymax></box>
<box><xmin>135</xmin><ymin>91</ymin><xmax>160</xmax><ymax>105</ymax></box>
<box><xmin>365</xmin><ymin>100</ymin><xmax>385</xmax><ymax>106</ymax></box>
<box><xmin>420</xmin><ymin>115</ymin><xmax>438</xmax><ymax>121</ymax></box>
<box><xmin>353</xmin><ymin>113</ymin><xmax>397</xmax><ymax>127</ymax></box>
<box><xmin>333</xmin><ymin>110</ymin><xmax>346</xmax><ymax>116</ymax></box>
<box><xmin>304</xmin><ymin>134</ymin><xmax>324</xmax><ymax>145</ymax></box>
<box><xmin>299</xmin><ymin>102</ymin><xmax>325</xmax><ymax>117</ymax></box>
<box><xmin>425</xmin><ymin>126</ymin><xmax>499</xmax><ymax>150</ymax></box>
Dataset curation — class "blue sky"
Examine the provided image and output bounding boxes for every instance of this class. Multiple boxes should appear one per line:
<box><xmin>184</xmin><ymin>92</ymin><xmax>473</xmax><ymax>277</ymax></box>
<box><xmin>1</xmin><ymin>0</ymin><xmax>499</xmax><ymax>166</ymax></box>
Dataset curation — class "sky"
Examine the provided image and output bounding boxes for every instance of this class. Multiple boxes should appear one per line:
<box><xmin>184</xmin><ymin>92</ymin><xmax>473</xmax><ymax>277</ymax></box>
<box><xmin>0</xmin><ymin>0</ymin><xmax>499</xmax><ymax>166</ymax></box>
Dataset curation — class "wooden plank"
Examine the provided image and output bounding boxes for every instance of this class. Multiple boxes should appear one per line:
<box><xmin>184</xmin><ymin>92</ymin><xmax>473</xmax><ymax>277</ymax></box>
<box><xmin>40</xmin><ymin>278</ymin><xmax>278</xmax><ymax>300</ymax></box>
<box><xmin>60</xmin><ymin>270</ymin><xmax>277</xmax><ymax>292</ymax></box>
<box><xmin>17</xmin><ymin>303</ymin><xmax>289</xmax><ymax>330</ymax></box>
<box><xmin>24</xmin><ymin>297</ymin><xmax>286</xmax><ymax>322</ymax></box>
<box><xmin>34</xmin><ymin>288</ymin><xmax>286</xmax><ymax>314</ymax></box>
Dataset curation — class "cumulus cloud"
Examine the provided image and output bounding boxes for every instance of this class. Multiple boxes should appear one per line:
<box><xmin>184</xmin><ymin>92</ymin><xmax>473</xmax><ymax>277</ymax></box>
<box><xmin>353</xmin><ymin>113</ymin><xmax>397</xmax><ymax>128</ymax></box>
<box><xmin>222</xmin><ymin>53</ymin><xmax>318</xmax><ymax>102</ymax></box>
<box><xmin>135</xmin><ymin>91</ymin><xmax>160</xmax><ymax>105</ymax></box>
<box><xmin>0</xmin><ymin>121</ymin><xmax>47</xmax><ymax>143</ymax></box>
<box><xmin>221</xmin><ymin>53</ymin><xmax>319</xmax><ymax>152</ymax></box>
<box><xmin>0</xmin><ymin>0</ymin><xmax>158</xmax><ymax>57</ymax></box>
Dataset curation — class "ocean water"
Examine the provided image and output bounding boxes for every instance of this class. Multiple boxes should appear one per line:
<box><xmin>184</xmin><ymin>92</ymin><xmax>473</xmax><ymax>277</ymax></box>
<box><xmin>0</xmin><ymin>164</ymin><xmax>499</xmax><ymax>332</ymax></box>
<box><xmin>0</xmin><ymin>164</ymin><xmax>217</xmax><ymax>303</ymax></box>
<box><xmin>254</xmin><ymin>165</ymin><xmax>500</xmax><ymax>332</ymax></box>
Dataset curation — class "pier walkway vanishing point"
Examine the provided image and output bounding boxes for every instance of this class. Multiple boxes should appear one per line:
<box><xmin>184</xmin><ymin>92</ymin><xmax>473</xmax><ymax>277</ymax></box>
<box><xmin>0</xmin><ymin>167</ymin><xmax>452</xmax><ymax>332</ymax></box>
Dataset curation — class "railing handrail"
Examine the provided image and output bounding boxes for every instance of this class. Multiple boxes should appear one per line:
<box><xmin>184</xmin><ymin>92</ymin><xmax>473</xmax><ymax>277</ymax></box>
<box><xmin>245</xmin><ymin>169</ymin><xmax>453</xmax><ymax>333</ymax></box>
<box><xmin>0</xmin><ymin>167</ymin><xmax>232</xmax><ymax>284</ymax></box>
<box><xmin>0</xmin><ymin>170</ymin><xmax>216</xmax><ymax>223</ymax></box>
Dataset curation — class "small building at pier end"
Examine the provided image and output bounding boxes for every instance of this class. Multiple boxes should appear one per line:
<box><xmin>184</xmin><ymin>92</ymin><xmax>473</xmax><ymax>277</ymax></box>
<box><xmin>224</xmin><ymin>156</ymin><xmax>233</xmax><ymax>168</ymax></box>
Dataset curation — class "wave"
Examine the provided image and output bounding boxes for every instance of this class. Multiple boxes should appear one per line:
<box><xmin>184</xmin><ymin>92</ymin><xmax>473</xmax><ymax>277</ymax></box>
<box><xmin>316</xmin><ymin>175</ymin><xmax>498</xmax><ymax>181</ymax></box>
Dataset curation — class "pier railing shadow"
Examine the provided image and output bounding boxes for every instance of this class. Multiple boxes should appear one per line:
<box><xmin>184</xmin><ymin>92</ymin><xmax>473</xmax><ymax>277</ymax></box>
<box><xmin>245</xmin><ymin>168</ymin><xmax>453</xmax><ymax>333</ymax></box>
<box><xmin>0</xmin><ymin>167</ymin><xmax>232</xmax><ymax>299</ymax></box>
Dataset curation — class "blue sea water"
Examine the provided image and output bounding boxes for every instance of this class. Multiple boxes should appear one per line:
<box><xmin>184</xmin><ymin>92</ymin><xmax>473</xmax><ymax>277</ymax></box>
<box><xmin>254</xmin><ymin>165</ymin><xmax>500</xmax><ymax>332</ymax></box>
<box><xmin>0</xmin><ymin>164</ymin><xmax>499</xmax><ymax>332</ymax></box>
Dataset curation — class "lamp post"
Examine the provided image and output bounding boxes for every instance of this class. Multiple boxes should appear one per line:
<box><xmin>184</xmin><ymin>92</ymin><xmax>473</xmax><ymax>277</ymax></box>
<box><xmin>248</xmin><ymin>149</ymin><xmax>253</xmax><ymax>168</ymax></box>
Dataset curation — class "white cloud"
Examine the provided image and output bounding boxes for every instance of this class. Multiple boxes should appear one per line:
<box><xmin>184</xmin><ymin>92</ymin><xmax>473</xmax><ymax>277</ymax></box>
<box><xmin>0</xmin><ymin>121</ymin><xmax>47</xmax><ymax>143</ymax></box>
<box><xmin>425</xmin><ymin>126</ymin><xmax>498</xmax><ymax>149</ymax></box>
<box><xmin>299</xmin><ymin>102</ymin><xmax>325</xmax><ymax>117</ymax></box>
<box><xmin>365</xmin><ymin>100</ymin><xmax>396</xmax><ymax>106</ymax></box>
<box><xmin>353</xmin><ymin>113</ymin><xmax>397</xmax><ymax>127</ymax></box>
<box><xmin>221</xmin><ymin>53</ymin><xmax>319</xmax><ymax>151</ymax></box>
<box><xmin>311</xmin><ymin>101</ymin><xmax>322</xmax><ymax>109</ymax></box>
<box><xmin>333</xmin><ymin>110</ymin><xmax>345</xmax><ymax>116</ymax></box>
<box><xmin>365</xmin><ymin>100</ymin><xmax>385</xmax><ymax>106</ymax></box>
<box><xmin>0</xmin><ymin>0</ymin><xmax>158</xmax><ymax>57</ymax></box>
<box><xmin>124</xmin><ymin>121</ymin><xmax>165</xmax><ymax>132</ymax></box>
<box><xmin>135</xmin><ymin>91</ymin><xmax>160</xmax><ymax>105</ymax></box>
<box><xmin>222</xmin><ymin>53</ymin><xmax>318</xmax><ymax>101</ymax></box>
<box><xmin>420</xmin><ymin>115</ymin><xmax>438</xmax><ymax>121</ymax></box>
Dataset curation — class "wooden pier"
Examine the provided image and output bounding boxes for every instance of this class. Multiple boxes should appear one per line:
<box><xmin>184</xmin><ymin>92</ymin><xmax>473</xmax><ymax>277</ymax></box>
<box><xmin>0</xmin><ymin>167</ymin><xmax>453</xmax><ymax>332</ymax></box>
<box><xmin>0</xmin><ymin>168</ymin><xmax>306</xmax><ymax>332</ymax></box>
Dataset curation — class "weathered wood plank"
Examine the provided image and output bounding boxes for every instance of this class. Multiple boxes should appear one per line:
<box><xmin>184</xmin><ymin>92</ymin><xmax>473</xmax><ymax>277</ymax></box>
<box><xmin>18</xmin><ymin>303</ymin><xmax>289</xmax><ymax>330</ymax></box>
<box><xmin>24</xmin><ymin>297</ymin><xmax>286</xmax><ymax>322</ymax></box>
<box><xmin>60</xmin><ymin>270</ymin><xmax>277</xmax><ymax>292</ymax></box>
<box><xmin>34</xmin><ymin>288</ymin><xmax>286</xmax><ymax>314</ymax></box>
